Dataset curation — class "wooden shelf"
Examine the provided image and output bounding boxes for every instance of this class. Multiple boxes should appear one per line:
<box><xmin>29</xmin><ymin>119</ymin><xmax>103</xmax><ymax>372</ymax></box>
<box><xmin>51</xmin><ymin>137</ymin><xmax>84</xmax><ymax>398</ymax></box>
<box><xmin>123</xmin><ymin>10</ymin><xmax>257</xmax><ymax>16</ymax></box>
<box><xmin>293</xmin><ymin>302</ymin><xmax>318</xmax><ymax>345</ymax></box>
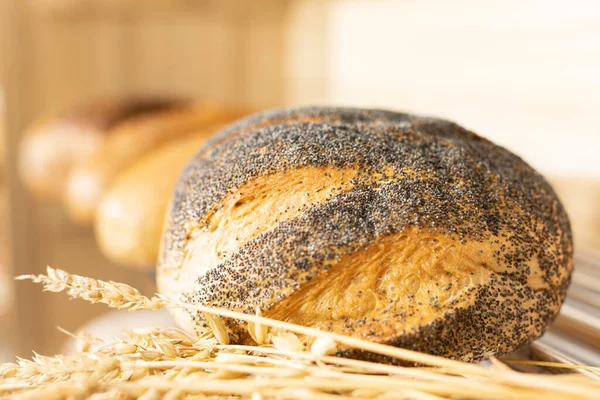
<box><xmin>29</xmin><ymin>0</ymin><xmax>290</xmax><ymax>19</ymax></box>
<box><xmin>31</xmin><ymin>0</ymin><xmax>200</xmax><ymax>17</ymax></box>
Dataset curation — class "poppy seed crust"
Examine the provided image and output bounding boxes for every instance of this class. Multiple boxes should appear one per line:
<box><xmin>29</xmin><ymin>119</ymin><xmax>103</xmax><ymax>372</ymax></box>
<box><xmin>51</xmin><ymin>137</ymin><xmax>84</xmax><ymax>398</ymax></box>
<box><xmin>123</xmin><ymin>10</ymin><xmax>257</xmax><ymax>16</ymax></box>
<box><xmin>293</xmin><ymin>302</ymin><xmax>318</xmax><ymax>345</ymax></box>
<box><xmin>158</xmin><ymin>107</ymin><xmax>573</xmax><ymax>362</ymax></box>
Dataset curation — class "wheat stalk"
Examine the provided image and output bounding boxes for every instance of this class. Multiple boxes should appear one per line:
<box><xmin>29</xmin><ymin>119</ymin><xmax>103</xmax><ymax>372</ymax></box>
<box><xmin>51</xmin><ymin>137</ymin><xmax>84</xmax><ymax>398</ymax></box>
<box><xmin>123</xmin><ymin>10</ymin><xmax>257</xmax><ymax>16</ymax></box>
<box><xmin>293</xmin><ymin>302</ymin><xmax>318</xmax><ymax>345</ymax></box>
<box><xmin>5</xmin><ymin>266</ymin><xmax>599</xmax><ymax>400</ymax></box>
<box><xmin>16</xmin><ymin>267</ymin><xmax>163</xmax><ymax>311</ymax></box>
<box><xmin>17</xmin><ymin>267</ymin><xmax>478</xmax><ymax>370</ymax></box>
<box><xmin>498</xmin><ymin>358</ymin><xmax>600</xmax><ymax>372</ymax></box>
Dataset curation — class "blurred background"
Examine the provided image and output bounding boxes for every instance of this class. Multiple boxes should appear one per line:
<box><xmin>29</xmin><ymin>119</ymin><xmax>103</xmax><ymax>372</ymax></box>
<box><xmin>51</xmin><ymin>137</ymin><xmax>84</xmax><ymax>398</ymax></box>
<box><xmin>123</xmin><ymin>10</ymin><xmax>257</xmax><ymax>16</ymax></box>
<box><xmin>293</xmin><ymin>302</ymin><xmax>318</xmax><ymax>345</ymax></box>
<box><xmin>0</xmin><ymin>0</ymin><xmax>599</xmax><ymax>364</ymax></box>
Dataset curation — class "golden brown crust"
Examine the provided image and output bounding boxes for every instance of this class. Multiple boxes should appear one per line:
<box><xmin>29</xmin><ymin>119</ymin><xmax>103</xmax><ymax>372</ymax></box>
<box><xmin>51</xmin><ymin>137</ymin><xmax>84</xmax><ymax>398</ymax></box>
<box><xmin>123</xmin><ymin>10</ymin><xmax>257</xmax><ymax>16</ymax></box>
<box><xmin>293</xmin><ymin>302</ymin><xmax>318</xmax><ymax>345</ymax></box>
<box><xmin>159</xmin><ymin>166</ymin><xmax>360</xmax><ymax>330</ymax></box>
<box><xmin>158</xmin><ymin>107</ymin><xmax>573</xmax><ymax>362</ymax></box>
<box><xmin>18</xmin><ymin>98</ymin><xmax>180</xmax><ymax>200</ymax></box>
<box><xmin>64</xmin><ymin>104</ymin><xmax>248</xmax><ymax>225</ymax></box>
<box><xmin>95</xmin><ymin>133</ymin><xmax>212</xmax><ymax>268</ymax></box>
<box><xmin>266</xmin><ymin>230</ymin><xmax>493</xmax><ymax>332</ymax></box>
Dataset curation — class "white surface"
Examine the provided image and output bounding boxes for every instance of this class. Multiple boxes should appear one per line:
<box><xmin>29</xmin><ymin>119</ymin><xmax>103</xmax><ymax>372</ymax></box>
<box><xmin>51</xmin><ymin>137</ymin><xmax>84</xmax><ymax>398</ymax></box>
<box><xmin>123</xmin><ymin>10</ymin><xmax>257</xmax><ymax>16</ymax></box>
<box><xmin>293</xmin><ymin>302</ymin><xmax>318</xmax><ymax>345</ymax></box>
<box><xmin>317</xmin><ymin>0</ymin><xmax>600</xmax><ymax>177</ymax></box>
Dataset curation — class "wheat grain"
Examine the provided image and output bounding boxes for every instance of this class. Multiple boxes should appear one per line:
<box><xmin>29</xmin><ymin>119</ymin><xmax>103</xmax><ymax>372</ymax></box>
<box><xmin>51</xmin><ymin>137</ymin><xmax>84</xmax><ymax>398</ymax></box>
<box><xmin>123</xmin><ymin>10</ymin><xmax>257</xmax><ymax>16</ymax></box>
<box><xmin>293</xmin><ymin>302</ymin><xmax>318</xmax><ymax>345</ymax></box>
<box><xmin>202</xmin><ymin>313</ymin><xmax>230</xmax><ymax>345</ymax></box>
<box><xmin>138</xmin><ymin>387</ymin><xmax>161</xmax><ymax>400</ymax></box>
<box><xmin>6</xmin><ymin>267</ymin><xmax>600</xmax><ymax>399</ymax></box>
<box><xmin>311</xmin><ymin>337</ymin><xmax>338</xmax><ymax>357</ymax></box>
<box><xmin>17</xmin><ymin>266</ymin><xmax>164</xmax><ymax>311</ymax></box>
<box><xmin>13</xmin><ymin>269</ymin><xmax>500</xmax><ymax>371</ymax></box>
<box><xmin>271</xmin><ymin>333</ymin><xmax>304</xmax><ymax>354</ymax></box>
<box><xmin>247</xmin><ymin>307</ymin><xmax>269</xmax><ymax>346</ymax></box>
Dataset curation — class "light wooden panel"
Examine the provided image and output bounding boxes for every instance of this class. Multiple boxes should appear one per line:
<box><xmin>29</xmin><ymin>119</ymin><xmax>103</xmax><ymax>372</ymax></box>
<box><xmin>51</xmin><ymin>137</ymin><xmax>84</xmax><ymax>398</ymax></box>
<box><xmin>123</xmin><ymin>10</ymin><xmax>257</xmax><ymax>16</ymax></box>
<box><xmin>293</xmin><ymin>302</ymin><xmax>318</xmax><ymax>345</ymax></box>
<box><xmin>130</xmin><ymin>10</ymin><xmax>243</xmax><ymax>103</ymax></box>
<box><xmin>284</xmin><ymin>0</ymin><xmax>330</xmax><ymax>105</ymax></box>
<box><xmin>3</xmin><ymin>0</ymin><xmax>44</xmax><ymax>358</ymax></box>
<box><xmin>27</xmin><ymin>0</ymin><xmax>289</xmax><ymax>114</ymax></box>
<box><xmin>239</xmin><ymin>0</ymin><xmax>287</xmax><ymax>107</ymax></box>
<box><xmin>323</xmin><ymin>0</ymin><xmax>600</xmax><ymax>178</ymax></box>
<box><xmin>31</xmin><ymin>16</ymin><xmax>132</xmax><ymax>114</ymax></box>
<box><xmin>0</xmin><ymin>0</ymin><xmax>15</xmax><ymax>363</ymax></box>
<box><xmin>29</xmin><ymin>0</ymin><xmax>192</xmax><ymax>17</ymax></box>
<box><xmin>128</xmin><ymin>0</ymin><xmax>287</xmax><ymax>108</ymax></box>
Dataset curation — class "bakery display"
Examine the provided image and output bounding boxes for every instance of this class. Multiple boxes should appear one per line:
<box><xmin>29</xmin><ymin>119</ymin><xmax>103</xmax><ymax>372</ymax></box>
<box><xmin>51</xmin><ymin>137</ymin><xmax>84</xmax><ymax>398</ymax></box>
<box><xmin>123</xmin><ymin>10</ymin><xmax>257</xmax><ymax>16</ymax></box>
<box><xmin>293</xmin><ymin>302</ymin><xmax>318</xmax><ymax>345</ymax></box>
<box><xmin>64</xmin><ymin>103</ymin><xmax>246</xmax><ymax>225</ymax></box>
<box><xmin>95</xmin><ymin>133</ymin><xmax>211</xmax><ymax>268</ymax></box>
<box><xmin>158</xmin><ymin>107</ymin><xmax>573</xmax><ymax>362</ymax></box>
<box><xmin>18</xmin><ymin>98</ymin><xmax>178</xmax><ymax>200</ymax></box>
<box><xmin>18</xmin><ymin>97</ymin><xmax>250</xmax><ymax>270</ymax></box>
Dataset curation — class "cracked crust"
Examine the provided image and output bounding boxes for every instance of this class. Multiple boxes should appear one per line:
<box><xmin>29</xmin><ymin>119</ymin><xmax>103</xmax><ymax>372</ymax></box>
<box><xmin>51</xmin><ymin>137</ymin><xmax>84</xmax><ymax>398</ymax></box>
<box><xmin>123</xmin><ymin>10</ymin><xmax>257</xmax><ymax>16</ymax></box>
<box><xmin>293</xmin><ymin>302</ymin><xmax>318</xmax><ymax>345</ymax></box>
<box><xmin>157</xmin><ymin>107</ymin><xmax>573</xmax><ymax>362</ymax></box>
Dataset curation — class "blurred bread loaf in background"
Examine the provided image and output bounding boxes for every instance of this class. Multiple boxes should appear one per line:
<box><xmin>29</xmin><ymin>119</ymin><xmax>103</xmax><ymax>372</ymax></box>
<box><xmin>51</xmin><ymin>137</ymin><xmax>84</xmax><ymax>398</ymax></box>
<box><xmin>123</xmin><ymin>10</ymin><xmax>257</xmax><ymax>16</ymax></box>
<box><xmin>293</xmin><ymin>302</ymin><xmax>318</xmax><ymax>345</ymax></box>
<box><xmin>18</xmin><ymin>97</ymin><xmax>250</xmax><ymax>269</ymax></box>
<box><xmin>18</xmin><ymin>98</ymin><xmax>179</xmax><ymax>200</ymax></box>
<box><xmin>95</xmin><ymin>133</ymin><xmax>212</xmax><ymax>267</ymax></box>
<box><xmin>64</xmin><ymin>103</ymin><xmax>247</xmax><ymax>225</ymax></box>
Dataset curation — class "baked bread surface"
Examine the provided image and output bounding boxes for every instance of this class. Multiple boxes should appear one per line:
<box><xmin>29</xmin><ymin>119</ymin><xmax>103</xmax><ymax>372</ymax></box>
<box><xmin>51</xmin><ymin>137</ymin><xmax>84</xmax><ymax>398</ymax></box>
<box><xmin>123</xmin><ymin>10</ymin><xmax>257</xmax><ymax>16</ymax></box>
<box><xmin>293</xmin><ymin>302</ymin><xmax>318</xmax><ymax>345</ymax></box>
<box><xmin>157</xmin><ymin>107</ymin><xmax>573</xmax><ymax>362</ymax></box>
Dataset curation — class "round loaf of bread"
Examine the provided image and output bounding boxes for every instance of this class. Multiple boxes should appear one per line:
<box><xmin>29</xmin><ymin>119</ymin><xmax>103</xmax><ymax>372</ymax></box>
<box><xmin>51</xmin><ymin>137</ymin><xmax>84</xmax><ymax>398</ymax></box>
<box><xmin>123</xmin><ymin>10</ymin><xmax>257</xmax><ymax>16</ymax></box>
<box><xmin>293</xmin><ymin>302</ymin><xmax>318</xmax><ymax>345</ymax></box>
<box><xmin>19</xmin><ymin>98</ymin><xmax>177</xmax><ymax>200</ymax></box>
<box><xmin>157</xmin><ymin>107</ymin><xmax>573</xmax><ymax>362</ymax></box>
